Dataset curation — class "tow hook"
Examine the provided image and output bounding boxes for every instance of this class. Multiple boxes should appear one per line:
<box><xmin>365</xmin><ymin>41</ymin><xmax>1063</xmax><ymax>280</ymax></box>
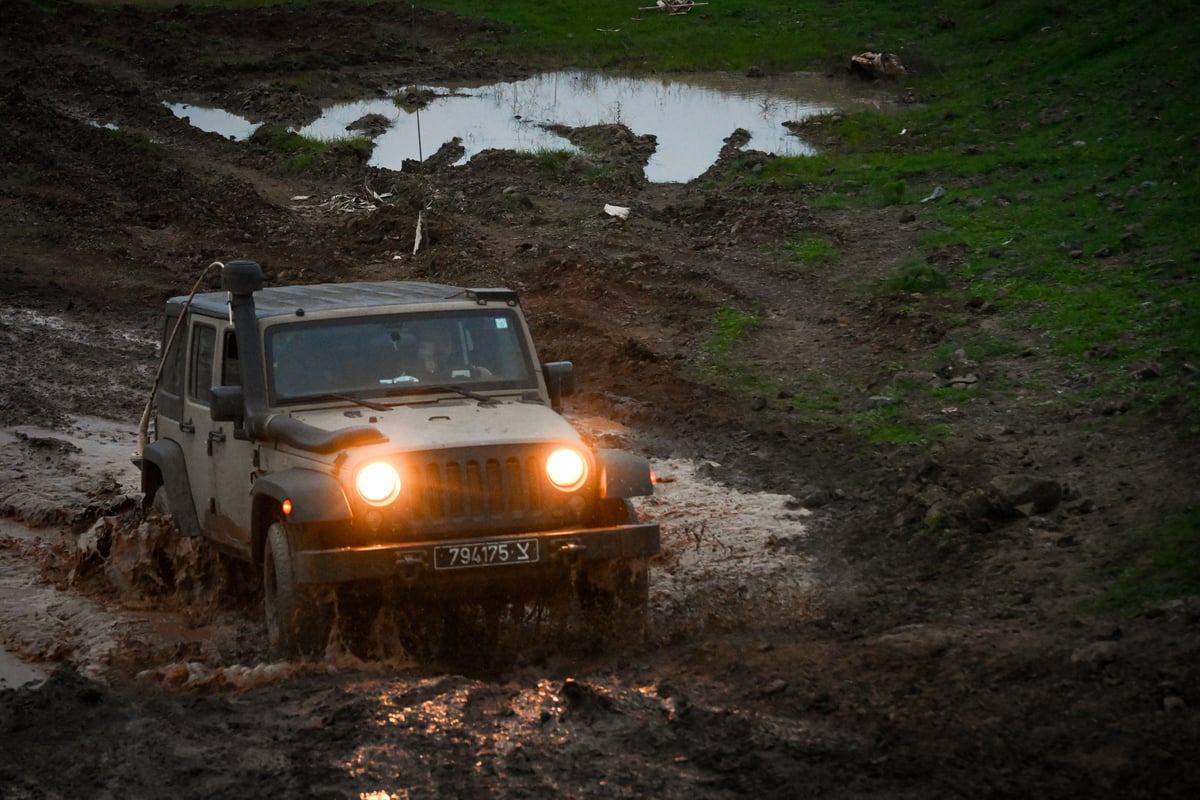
<box><xmin>558</xmin><ymin>541</ymin><xmax>587</xmax><ymax>564</ymax></box>
<box><xmin>397</xmin><ymin>553</ymin><xmax>426</xmax><ymax>583</ymax></box>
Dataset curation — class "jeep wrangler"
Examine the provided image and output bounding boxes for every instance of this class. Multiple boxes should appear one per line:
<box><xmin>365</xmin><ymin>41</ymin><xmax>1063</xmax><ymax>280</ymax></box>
<box><xmin>136</xmin><ymin>260</ymin><xmax>659</xmax><ymax>657</ymax></box>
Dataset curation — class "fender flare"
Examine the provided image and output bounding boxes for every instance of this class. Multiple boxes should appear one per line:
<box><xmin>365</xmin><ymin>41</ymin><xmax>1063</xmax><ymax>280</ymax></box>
<box><xmin>596</xmin><ymin>449</ymin><xmax>655</xmax><ymax>498</ymax></box>
<box><xmin>140</xmin><ymin>439</ymin><xmax>203</xmax><ymax>538</ymax></box>
<box><xmin>252</xmin><ymin>469</ymin><xmax>353</xmax><ymax>526</ymax></box>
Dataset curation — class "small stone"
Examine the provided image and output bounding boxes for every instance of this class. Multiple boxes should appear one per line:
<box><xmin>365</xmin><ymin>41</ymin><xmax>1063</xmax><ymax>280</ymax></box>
<box><xmin>1129</xmin><ymin>361</ymin><xmax>1164</xmax><ymax>380</ymax></box>
<box><xmin>1070</xmin><ymin>640</ymin><xmax>1118</xmax><ymax>666</ymax></box>
<box><xmin>1163</xmin><ymin>696</ymin><xmax>1187</xmax><ymax>713</ymax></box>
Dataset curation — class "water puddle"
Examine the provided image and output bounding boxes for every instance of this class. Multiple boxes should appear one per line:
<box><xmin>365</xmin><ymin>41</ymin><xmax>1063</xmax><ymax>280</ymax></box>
<box><xmin>164</xmin><ymin>101</ymin><xmax>260</xmax><ymax>141</ymax></box>
<box><xmin>171</xmin><ymin>70</ymin><xmax>896</xmax><ymax>182</ymax></box>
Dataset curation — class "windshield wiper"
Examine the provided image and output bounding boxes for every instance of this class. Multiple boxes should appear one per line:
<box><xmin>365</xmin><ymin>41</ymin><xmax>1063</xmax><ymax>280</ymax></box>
<box><xmin>297</xmin><ymin>393</ymin><xmax>391</xmax><ymax>412</ymax></box>
<box><xmin>387</xmin><ymin>385</ymin><xmax>496</xmax><ymax>404</ymax></box>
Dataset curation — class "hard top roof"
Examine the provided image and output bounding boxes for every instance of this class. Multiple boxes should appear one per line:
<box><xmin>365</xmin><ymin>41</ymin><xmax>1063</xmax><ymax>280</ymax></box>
<box><xmin>174</xmin><ymin>281</ymin><xmax>519</xmax><ymax>320</ymax></box>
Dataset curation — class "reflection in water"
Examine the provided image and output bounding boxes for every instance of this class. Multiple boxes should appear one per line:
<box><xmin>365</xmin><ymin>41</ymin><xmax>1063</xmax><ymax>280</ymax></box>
<box><xmin>164</xmin><ymin>71</ymin><xmax>894</xmax><ymax>182</ymax></box>
<box><xmin>344</xmin><ymin>677</ymin><xmax>572</xmax><ymax>796</ymax></box>
<box><xmin>164</xmin><ymin>102</ymin><xmax>260</xmax><ymax>141</ymax></box>
<box><xmin>298</xmin><ymin>70</ymin><xmax>891</xmax><ymax>183</ymax></box>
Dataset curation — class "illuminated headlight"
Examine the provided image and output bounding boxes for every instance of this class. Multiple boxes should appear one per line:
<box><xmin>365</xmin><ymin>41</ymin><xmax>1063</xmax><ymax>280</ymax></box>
<box><xmin>356</xmin><ymin>462</ymin><xmax>401</xmax><ymax>506</ymax></box>
<box><xmin>546</xmin><ymin>448</ymin><xmax>588</xmax><ymax>492</ymax></box>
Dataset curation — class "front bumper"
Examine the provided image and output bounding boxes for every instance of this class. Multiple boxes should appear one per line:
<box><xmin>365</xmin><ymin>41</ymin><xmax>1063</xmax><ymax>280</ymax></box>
<box><xmin>293</xmin><ymin>522</ymin><xmax>660</xmax><ymax>585</ymax></box>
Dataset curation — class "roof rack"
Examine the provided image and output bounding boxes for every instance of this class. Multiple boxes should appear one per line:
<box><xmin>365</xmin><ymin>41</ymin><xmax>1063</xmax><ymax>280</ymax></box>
<box><xmin>464</xmin><ymin>288</ymin><xmax>520</xmax><ymax>306</ymax></box>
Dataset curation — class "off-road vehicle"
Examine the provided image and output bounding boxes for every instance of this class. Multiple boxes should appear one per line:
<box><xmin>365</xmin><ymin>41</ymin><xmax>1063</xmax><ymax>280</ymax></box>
<box><xmin>136</xmin><ymin>260</ymin><xmax>659</xmax><ymax>656</ymax></box>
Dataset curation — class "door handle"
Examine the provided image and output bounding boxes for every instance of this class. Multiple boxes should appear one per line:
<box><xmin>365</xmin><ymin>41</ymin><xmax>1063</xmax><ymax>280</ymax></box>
<box><xmin>180</xmin><ymin>419</ymin><xmax>195</xmax><ymax>434</ymax></box>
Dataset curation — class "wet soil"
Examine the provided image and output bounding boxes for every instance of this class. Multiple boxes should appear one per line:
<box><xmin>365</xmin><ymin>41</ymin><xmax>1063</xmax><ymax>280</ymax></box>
<box><xmin>1</xmin><ymin>2</ymin><xmax>1198</xmax><ymax>798</ymax></box>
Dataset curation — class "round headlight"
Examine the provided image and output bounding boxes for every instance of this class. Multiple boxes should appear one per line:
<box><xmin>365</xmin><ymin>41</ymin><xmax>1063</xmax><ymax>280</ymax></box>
<box><xmin>356</xmin><ymin>462</ymin><xmax>401</xmax><ymax>506</ymax></box>
<box><xmin>546</xmin><ymin>448</ymin><xmax>587</xmax><ymax>492</ymax></box>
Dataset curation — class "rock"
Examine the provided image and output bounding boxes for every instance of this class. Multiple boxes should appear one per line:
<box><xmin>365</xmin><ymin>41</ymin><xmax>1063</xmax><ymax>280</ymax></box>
<box><xmin>959</xmin><ymin>488</ymin><xmax>992</xmax><ymax>531</ymax></box>
<box><xmin>988</xmin><ymin>474</ymin><xmax>1063</xmax><ymax>516</ymax></box>
<box><xmin>799</xmin><ymin>486</ymin><xmax>831</xmax><ymax>508</ymax></box>
<box><xmin>565</xmin><ymin>153</ymin><xmax>596</xmax><ymax>174</ymax></box>
<box><xmin>344</xmin><ymin>113</ymin><xmax>391</xmax><ymax>137</ymax></box>
<box><xmin>938</xmin><ymin>349</ymin><xmax>979</xmax><ymax>385</ymax></box>
<box><xmin>1163</xmin><ymin>695</ymin><xmax>1187</xmax><ymax>713</ymax></box>
<box><xmin>1070</xmin><ymin>640</ymin><xmax>1118</xmax><ymax>666</ymax></box>
<box><xmin>1129</xmin><ymin>360</ymin><xmax>1164</xmax><ymax>380</ymax></box>
<box><xmin>924</xmin><ymin>498</ymin><xmax>962</xmax><ymax>529</ymax></box>
<box><xmin>946</xmin><ymin>373</ymin><xmax>979</xmax><ymax>388</ymax></box>
<box><xmin>873</xmin><ymin>624</ymin><xmax>956</xmax><ymax>657</ymax></box>
<box><xmin>850</xmin><ymin>51</ymin><xmax>906</xmax><ymax>79</ymax></box>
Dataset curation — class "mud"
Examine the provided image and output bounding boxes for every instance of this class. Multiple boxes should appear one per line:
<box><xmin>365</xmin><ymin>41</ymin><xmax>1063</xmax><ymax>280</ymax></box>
<box><xmin>1</xmin><ymin>2</ymin><xmax>1199</xmax><ymax>798</ymax></box>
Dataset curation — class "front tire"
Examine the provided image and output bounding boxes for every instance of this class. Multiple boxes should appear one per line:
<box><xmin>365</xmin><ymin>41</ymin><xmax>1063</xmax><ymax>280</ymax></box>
<box><xmin>263</xmin><ymin>520</ymin><xmax>330</xmax><ymax>659</ymax></box>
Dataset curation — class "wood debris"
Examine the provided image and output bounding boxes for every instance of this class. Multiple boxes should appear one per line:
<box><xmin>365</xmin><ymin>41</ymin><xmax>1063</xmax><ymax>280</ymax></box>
<box><xmin>639</xmin><ymin>1</ymin><xmax>708</xmax><ymax>15</ymax></box>
<box><xmin>290</xmin><ymin>191</ymin><xmax>393</xmax><ymax>215</ymax></box>
<box><xmin>850</xmin><ymin>51</ymin><xmax>906</xmax><ymax>79</ymax></box>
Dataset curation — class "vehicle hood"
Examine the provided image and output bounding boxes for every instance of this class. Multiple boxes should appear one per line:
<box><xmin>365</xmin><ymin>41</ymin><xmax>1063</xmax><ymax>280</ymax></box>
<box><xmin>283</xmin><ymin>398</ymin><xmax>583</xmax><ymax>454</ymax></box>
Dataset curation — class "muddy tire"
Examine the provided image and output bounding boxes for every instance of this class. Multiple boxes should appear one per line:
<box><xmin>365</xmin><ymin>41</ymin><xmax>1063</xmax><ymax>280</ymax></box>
<box><xmin>263</xmin><ymin>520</ymin><xmax>330</xmax><ymax>659</ymax></box>
<box><xmin>578</xmin><ymin>499</ymin><xmax>650</xmax><ymax>643</ymax></box>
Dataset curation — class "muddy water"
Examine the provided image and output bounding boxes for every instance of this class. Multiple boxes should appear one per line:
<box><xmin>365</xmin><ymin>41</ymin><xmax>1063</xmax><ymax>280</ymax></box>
<box><xmin>171</xmin><ymin>70</ymin><xmax>897</xmax><ymax>182</ymax></box>
<box><xmin>0</xmin><ymin>404</ymin><xmax>816</xmax><ymax>689</ymax></box>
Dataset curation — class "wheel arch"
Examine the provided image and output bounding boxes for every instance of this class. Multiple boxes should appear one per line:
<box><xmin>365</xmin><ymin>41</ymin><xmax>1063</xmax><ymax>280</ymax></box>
<box><xmin>250</xmin><ymin>468</ymin><xmax>353</xmax><ymax>565</ymax></box>
<box><xmin>140</xmin><ymin>439</ymin><xmax>203</xmax><ymax>538</ymax></box>
<box><xmin>597</xmin><ymin>449</ymin><xmax>655</xmax><ymax>498</ymax></box>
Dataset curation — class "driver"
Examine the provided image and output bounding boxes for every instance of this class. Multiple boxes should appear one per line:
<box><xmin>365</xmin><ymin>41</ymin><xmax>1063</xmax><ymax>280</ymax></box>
<box><xmin>413</xmin><ymin>324</ymin><xmax>493</xmax><ymax>380</ymax></box>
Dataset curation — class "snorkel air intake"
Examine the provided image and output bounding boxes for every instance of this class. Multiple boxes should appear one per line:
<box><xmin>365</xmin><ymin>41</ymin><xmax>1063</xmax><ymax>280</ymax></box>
<box><xmin>222</xmin><ymin>260</ymin><xmax>271</xmax><ymax>438</ymax></box>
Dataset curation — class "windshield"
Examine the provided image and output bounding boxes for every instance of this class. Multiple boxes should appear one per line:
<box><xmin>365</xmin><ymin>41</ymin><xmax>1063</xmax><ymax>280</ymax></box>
<box><xmin>266</xmin><ymin>309</ymin><xmax>537</xmax><ymax>404</ymax></box>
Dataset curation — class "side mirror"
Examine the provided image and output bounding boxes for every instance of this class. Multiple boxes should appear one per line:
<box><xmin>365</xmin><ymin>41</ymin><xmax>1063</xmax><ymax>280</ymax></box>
<box><xmin>542</xmin><ymin>361</ymin><xmax>575</xmax><ymax>410</ymax></box>
<box><xmin>210</xmin><ymin>385</ymin><xmax>245</xmax><ymax>423</ymax></box>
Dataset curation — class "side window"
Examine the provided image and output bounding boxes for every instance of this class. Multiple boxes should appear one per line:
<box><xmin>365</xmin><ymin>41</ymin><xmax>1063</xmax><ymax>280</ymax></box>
<box><xmin>222</xmin><ymin>331</ymin><xmax>241</xmax><ymax>387</ymax></box>
<box><xmin>188</xmin><ymin>323</ymin><xmax>217</xmax><ymax>405</ymax></box>
<box><xmin>156</xmin><ymin>310</ymin><xmax>188</xmax><ymax>420</ymax></box>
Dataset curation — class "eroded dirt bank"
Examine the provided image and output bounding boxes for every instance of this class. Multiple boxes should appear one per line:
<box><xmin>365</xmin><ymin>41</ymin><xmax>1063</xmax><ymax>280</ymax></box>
<box><xmin>2</xmin><ymin>2</ymin><xmax>1198</xmax><ymax>797</ymax></box>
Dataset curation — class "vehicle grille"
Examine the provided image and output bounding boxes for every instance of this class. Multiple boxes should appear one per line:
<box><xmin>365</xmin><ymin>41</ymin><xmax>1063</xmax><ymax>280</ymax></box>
<box><xmin>399</xmin><ymin>447</ymin><xmax>575</xmax><ymax>536</ymax></box>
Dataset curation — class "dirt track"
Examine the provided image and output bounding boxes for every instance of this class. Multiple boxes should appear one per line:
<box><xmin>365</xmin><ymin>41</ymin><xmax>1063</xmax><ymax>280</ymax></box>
<box><xmin>2</xmin><ymin>2</ymin><xmax>1199</xmax><ymax>797</ymax></box>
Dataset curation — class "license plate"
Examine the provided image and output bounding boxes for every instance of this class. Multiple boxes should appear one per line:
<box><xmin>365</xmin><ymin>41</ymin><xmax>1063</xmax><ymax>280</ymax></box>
<box><xmin>434</xmin><ymin>539</ymin><xmax>540</xmax><ymax>570</ymax></box>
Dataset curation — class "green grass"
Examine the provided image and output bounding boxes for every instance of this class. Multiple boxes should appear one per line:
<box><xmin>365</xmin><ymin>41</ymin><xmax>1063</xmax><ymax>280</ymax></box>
<box><xmin>695</xmin><ymin>305</ymin><xmax>771</xmax><ymax>397</ymax></box>
<box><xmin>884</xmin><ymin>259</ymin><xmax>948</xmax><ymax>295</ymax></box>
<box><xmin>847</xmin><ymin>404</ymin><xmax>948</xmax><ymax>446</ymax></box>
<box><xmin>1088</xmin><ymin>510</ymin><xmax>1200</xmax><ymax>616</ymax></box>
<box><xmin>745</xmin><ymin>2</ymin><xmax>1198</xmax><ymax>415</ymax></box>
<box><xmin>783</xmin><ymin>237</ymin><xmax>837</xmax><ymax>269</ymax></box>
<box><xmin>102</xmin><ymin>128</ymin><xmax>160</xmax><ymax>156</ymax></box>
<box><xmin>250</xmin><ymin>122</ymin><xmax>372</xmax><ymax>171</ymax></box>
<box><xmin>707</xmin><ymin>306</ymin><xmax>758</xmax><ymax>363</ymax></box>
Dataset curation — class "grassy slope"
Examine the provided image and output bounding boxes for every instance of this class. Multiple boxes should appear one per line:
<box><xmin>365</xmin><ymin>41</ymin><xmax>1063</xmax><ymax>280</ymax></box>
<box><xmin>411</xmin><ymin>0</ymin><xmax>1199</xmax><ymax>408</ymax></box>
